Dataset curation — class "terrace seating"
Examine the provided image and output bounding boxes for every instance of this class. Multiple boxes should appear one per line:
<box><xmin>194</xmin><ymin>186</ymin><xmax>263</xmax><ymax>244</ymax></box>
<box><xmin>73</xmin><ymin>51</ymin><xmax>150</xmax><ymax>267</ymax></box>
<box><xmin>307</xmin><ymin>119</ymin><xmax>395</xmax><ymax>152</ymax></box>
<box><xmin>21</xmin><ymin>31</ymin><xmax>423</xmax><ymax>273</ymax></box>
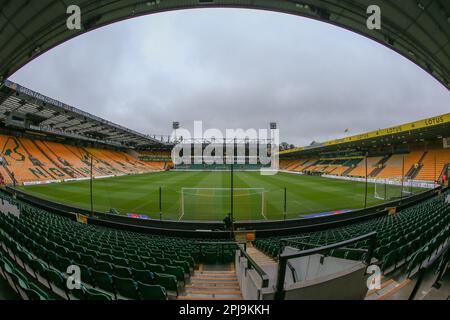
<box><xmin>375</xmin><ymin>151</ymin><xmax>424</xmax><ymax>179</ymax></box>
<box><xmin>293</xmin><ymin>159</ymin><xmax>318</xmax><ymax>172</ymax></box>
<box><xmin>1</xmin><ymin>185</ymin><xmax>449</xmax><ymax>300</ymax></box>
<box><xmin>0</xmin><ymin>191</ymin><xmax>242</xmax><ymax>299</ymax></box>
<box><xmin>0</xmin><ymin>134</ymin><xmax>168</xmax><ymax>185</ymax></box>
<box><xmin>416</xmin><ymin>149</ymin><xmax>450</xmax><ymax>181</ymax></box>
<box><xmin>347</xmin><ymin>156</ymin><xmax>383</xmax><ymax>177</ymax></box>
<box><xmin>255</xmin><ymin>191</ymin><xmax>450</xmax><ymax>277</ymax></box>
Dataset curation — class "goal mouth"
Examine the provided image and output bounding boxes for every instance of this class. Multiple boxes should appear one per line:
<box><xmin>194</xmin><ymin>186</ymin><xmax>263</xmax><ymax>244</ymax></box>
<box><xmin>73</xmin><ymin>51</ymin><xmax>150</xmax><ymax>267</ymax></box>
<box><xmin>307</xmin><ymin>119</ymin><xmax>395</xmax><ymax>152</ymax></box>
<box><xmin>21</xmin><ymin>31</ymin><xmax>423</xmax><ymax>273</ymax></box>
<box><xmin>374</xmin><ymin>178</ymin><xmax>416</xmax><ymax>201</ymax></box>
<box><xmin>179</xmin><ymin>187</ymin><xmax>267</xmax><ymax>221</ymax></box>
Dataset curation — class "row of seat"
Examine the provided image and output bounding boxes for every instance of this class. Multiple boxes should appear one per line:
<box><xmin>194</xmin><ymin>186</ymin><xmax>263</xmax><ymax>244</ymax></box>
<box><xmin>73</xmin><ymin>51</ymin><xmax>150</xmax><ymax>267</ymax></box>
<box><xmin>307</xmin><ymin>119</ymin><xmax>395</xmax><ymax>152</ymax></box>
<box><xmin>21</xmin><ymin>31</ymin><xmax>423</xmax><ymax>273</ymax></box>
<box><xmin>281</xmin><ymin>148</ymin><xmax>449</xmax><ymax>181</ymax></box>
<box><xmin>0</xmin><ymin>134</ymin><xmax>169</xmax><ymax>184</ymax></box>
<box><xmin>0</xmin><ymin>223</ymin><xmax>168</xmax><ymax>300</ymax></box>
<box><xmin>255</xmin><ymin>190</ymin><xmax>450</xmax><ymax>277</ymax></box>
<box><xmin>0</xmin><ymin>191</ymin><xmax>238</xmax><ymax>300</ymax></box>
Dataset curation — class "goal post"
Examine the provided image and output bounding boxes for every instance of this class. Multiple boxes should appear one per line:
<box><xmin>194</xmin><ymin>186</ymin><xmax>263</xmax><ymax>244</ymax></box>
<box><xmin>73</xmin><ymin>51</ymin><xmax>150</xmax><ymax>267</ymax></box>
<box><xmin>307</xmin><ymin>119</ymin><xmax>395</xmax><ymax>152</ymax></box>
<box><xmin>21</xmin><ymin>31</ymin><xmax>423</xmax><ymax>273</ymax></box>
<box><xmin>374</xmin><ymin>178</ymin><xmax>414</xmax><ymax>200</ymax></box>
<box><xmin>179</xmin><ymin>187</ymin><xmax>266</xmax><ymax>221</ymax></box>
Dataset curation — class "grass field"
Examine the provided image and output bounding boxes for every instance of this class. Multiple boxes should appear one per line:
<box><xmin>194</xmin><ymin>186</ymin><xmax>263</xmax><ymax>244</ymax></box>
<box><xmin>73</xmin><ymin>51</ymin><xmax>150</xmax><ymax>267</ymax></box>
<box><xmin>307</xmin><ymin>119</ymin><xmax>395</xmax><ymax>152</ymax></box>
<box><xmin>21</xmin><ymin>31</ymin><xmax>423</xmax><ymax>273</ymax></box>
<box><xmin>19</xmin><ymin>171</ymin><xmax>420</xmax><ymax>221</ymax></box>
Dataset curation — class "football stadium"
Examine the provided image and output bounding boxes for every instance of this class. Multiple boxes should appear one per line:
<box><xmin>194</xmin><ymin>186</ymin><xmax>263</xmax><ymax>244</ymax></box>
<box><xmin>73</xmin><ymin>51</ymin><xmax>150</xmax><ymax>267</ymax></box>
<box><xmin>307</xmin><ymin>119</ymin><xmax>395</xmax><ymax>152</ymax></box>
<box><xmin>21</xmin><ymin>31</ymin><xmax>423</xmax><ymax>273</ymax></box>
<box><xmin>0</xmin><ymin>0</ymin><xmax>449</xmax><ymax>305</ymax></box>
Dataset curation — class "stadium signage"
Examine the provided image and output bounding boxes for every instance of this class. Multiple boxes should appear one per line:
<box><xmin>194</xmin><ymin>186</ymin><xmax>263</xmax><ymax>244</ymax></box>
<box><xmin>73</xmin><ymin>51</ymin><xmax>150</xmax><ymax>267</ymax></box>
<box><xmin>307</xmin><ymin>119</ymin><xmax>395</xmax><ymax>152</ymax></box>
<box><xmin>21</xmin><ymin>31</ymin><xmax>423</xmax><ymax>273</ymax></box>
<box><xmin>280</xmin><ymin>113</ymin><xmax>450</xmax><ymax>155</ymax></box>
<box><xmin>322</xmin><ymin>174</ymin><xmax>436</xmax><ymax>189</ymax></box>
<box><xmin>424</xmin><ymin>116</ymin><xmax>444</xmax><ymax>126</ymax></box>
<box><xmin>23</xmin><ymin>179</ymin><xmax>62</xmax><ymax>186</ymax></box>
<box><xmin>95</xmin><ymin>175</ymin><xmax>115</xmax><ymax>179</ymax></box>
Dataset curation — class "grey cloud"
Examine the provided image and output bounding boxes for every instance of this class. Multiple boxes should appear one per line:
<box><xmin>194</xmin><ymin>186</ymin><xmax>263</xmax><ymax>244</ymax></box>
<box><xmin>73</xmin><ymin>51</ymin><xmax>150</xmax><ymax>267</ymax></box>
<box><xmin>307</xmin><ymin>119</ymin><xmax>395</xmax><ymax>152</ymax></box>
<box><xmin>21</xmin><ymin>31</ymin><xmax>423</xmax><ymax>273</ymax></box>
<box><xmin>9</xmin><ymin>8</ymin><xmax>449</xmax><ymax>147</ymax></box>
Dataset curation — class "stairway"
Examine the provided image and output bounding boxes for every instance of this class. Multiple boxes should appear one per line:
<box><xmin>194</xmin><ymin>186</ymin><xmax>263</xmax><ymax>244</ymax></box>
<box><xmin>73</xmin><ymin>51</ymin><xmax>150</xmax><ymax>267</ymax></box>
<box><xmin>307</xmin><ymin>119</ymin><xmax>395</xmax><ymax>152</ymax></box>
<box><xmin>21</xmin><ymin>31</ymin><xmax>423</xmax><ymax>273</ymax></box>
<box><xmin>246</xmin><ymin>244</ymin><xmax>277</xmax><ymax>269</ymax></box>
<box><xmin>178</xmin><ymin>267</ymin><xmax>242</xmax><ymax>300</ymax></box>
<box><xmin>365</xmin><ymin>278</ymin><xmax>412</xmax><ymax>300</ymax></box>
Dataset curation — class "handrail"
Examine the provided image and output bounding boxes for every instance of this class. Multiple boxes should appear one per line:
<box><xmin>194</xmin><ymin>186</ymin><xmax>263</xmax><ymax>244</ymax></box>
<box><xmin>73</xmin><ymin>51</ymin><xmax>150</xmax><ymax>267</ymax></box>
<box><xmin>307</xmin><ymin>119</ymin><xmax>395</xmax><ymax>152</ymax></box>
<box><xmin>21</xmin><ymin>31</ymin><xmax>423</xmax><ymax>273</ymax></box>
<box><xmin>409</xmin><ymin>242</ymin><xmax>449</xmax><ymax>300</ymax></box>
<box><xmin>274</xmin><ymin>231</ymin><xmax>377</xmax><ymax>300</ymax></box>
<box><xmin>237</xmin><ymin>244</ymin><xmax>270</xmax><ymax>289</ymax></box>
<box><xmin>287</xmin><ymin>261</ymin><xmax>298</xmax><ymax>283</ymax></box>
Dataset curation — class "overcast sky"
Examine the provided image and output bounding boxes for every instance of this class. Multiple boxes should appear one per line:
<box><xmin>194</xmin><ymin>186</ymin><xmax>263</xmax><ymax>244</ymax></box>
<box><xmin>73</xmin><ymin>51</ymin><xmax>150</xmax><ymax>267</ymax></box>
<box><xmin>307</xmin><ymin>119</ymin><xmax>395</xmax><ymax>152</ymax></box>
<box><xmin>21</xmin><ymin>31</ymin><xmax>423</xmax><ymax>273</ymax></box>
<box><xmin>9</xmin><ymin>8</ymin><xmax>449</xmax><ymax>146</ymax></box>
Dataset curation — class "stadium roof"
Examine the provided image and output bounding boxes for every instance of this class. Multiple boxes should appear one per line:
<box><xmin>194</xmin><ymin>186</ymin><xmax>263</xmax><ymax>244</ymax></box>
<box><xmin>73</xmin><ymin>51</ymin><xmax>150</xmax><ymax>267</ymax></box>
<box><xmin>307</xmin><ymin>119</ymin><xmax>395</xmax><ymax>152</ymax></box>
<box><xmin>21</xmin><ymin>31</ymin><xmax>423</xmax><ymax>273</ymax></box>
<box><xmin>0</xmin><ymin>80</ymin><xmax>162</xmax><ymax>148</ymax></box>
<box><xmin>279</xmin><ymin>112</ymin><xmax>450</xmax><ymax>157</ymax></box>
<box><xmin>0</xmin><ymin>1</ymin><xmax>449</xmax><ymax>90</ymax></box>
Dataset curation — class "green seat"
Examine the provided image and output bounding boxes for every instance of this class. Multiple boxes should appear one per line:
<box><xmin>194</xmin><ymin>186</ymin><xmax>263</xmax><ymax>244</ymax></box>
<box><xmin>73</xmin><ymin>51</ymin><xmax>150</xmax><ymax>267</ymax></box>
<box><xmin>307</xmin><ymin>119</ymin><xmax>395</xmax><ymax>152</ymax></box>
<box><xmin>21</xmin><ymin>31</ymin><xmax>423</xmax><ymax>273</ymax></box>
<box><xmin>92</xmin><ymin>270</ymin><xmax>115</xmax><ymax>295</ymax></box>
<box><xmin>58</xmin><ymin>256</ymin><xmax>73</xmax><ymax>273</ymax></box>
<box><xmin>99</xmin><ymin>253</ymin><xmax>114</xmax><ymax>264</ymax></box>
<box><xmin>129</xmin><ymin>259</ymin><xmax>145</xmax><ymax>270</ymax></box>
<box><xmin>67</xmin><ymin>251</ymin><xmax>81</xmax><ymax>263</ymax></box>
<box><xmin>24</xmin><ymin>287</ymin><xmax>46</xmax><ymax>300</ymax></box>
<box><xmin>28</xmin><ymin>259</ymin><xmax>49</xmax><ymax>286</ymax></box>
<box><xmin>172</xmin><ymin>260</ymin><xmax>190</xmax><ymax>273</ymax></box>
<box><xmin>83</xmin><ymin>287</ymin><xmax>112</xmax><ymax>300</ymax></box>
<box><xmin>146</xmin><ymin>263</ymin><xmax>164</xmax><ymax>273</ymax></box>
<box><xmin>138</xmin><ymin>282</ymin><xmax>167</xmax><ymax>300</ymax></box>
<box><xmin>179</xmin><ymin>254</ymin><xmax>195</xmax><ymax>268</ymax></box>
<box><xmin>113</xmin><ymin>266</ymin><xmax>131</xmax><ymax>278</ymax></box>
<box><xmin>165</xmin><ymin>266</ymin><xmax>185</xmax><ymax>282</ymax></box>
<box><xmin>113</xmin><ymin>276</ymin><xmax>139</xmax><ymax>300</ymax></box>
<box><xmin>132</xmin><ymin>269</ymin><xmax>154</xmax><ymax>286</ymax></box>
<box><xmin>97</xmin><ymin>261</ymin><xmax>113</xmax><ymax>273</ymax></box>
<box><xmin>153</xmin><ymin>273</ymin><xmax>178</xmax><ymax>294</ymax></box>
<box><xmin>3</xmin><ymin>263</ymin><xmax>21</xmax><ymax>295</ymax></box>
<box><xmin>45</xmin><ymin>268</ymin><xmax>68</xmax><ymax>299</ymax></box>
<box><xmin>81</xmin><ymin>254</ymin><xmax>96</xmax><ymax>268</ymax></box>
<box><xmin>78</xmin><ymin>264</ymin><xmax>94</xmax><ymax>286</ymax></box>
<box><xmin>113</xmin><ymin>257</ymin><xmax>128</xmax><ymax>267</ymax></box>
<box><xmin>344</xmin><ymin>251</ymin><xmax>363</xmax><ymax>261</ymax></box>
<box><xmin>69</xmin><ymin>286</ymin><xmax>85</xmax><ymax>300</ymax></box>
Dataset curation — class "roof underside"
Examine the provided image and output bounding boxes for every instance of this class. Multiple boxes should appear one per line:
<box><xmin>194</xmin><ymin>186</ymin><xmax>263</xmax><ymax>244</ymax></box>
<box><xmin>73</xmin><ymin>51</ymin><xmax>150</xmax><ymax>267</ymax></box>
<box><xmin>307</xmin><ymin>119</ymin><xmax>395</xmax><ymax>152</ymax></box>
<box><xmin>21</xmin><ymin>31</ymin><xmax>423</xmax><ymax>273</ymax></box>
<box><xmin>281</xmin><ymin>117</ymin><xmax>450</xmax><ymax>158</ymax></box>
<box><xmin>0</xmin><ymin>80</ymin><xmax>162</xmax><ymax>148</ymax></box>
<box><xmin>0</xmin><ymin>0</ymin><xmax>449</xmax><ymax>90</ymax></box>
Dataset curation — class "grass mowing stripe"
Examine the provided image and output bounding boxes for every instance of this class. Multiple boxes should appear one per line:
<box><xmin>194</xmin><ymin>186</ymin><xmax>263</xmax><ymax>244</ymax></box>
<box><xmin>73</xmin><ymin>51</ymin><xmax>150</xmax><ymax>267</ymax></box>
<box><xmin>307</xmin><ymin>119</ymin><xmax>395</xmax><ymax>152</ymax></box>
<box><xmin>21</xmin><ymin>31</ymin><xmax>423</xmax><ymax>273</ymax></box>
<box><xmin>19</xmin><ymin>171</ymin><xmax>425</xmax><ymax>221</ymax></box>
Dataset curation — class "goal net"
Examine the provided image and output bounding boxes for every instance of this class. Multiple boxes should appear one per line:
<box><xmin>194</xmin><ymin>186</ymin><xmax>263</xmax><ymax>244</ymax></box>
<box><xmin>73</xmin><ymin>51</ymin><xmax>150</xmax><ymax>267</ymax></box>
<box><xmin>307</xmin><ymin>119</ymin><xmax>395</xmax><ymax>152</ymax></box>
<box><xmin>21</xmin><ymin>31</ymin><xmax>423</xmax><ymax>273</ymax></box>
<box><xmin>374</xmin><ymin>178</ymin><xmax>414</xmax><ymax>200</ymax></box>
<box><xmin>179</xmin><ymin>187</ymin><xmax>266</xmax><ymax>221</ymax></box>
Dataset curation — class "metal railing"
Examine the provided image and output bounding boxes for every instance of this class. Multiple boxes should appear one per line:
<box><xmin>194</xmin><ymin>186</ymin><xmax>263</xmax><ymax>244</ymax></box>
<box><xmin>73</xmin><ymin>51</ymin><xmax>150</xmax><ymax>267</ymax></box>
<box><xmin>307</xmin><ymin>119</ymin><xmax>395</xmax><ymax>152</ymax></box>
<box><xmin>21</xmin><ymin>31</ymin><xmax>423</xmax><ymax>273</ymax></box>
<box><xmin>274</xmin><ymin>231</ymin><xmax>377</xmax><ymax>300</ymax></box>
<box><xmin>237</xmin><ymin>243</ymin><xmax>270</xmax><ymax>289</ymax></box>
<box><xmin>409</xmin><ymin>242</ymin><xmax>450</xmax><ymax>300</ymax></box>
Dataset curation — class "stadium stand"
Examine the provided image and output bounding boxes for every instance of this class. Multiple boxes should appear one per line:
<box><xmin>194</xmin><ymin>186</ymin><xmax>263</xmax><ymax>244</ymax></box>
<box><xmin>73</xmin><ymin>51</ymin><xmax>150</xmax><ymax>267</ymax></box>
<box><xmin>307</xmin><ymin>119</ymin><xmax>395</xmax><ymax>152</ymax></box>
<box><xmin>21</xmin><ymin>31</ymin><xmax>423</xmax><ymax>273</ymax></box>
<box><xmin>280</xmin><ymin>159</ymin><xmax>300</xmax><ymax>171</ymax></box>
<box><xmin>416</xmin><ymin>148</ymin><xmax>450</xmax><ymax>181</ymax></box>
<box><xmin>0</xmin><ymin>191</ymin><xmax>240</xmax><ymax>300</ymax></box>
<box><xmin>292</xmin><ymin>158</ymin><xmax>318</xmax><ymax>172</ymax></box>
<box><xmin>1</xmin><ymin>185</ymin><xmax>448</xmax><ymax>300</ymax></box>
<box><xmin>0</xmin><ymin>0</ymin><xmax>448</xmax><ymax>301</ymax></box>
<box><xmin>346</xmin><ymin>156</ymin><xmax>383</xmax><ymax>177</ymax></box>
<box><xmin>0</xmin><ymin>134</ymin><xmax>169</xmax><ymax>185</ymax></box>
<box><xmin>255</xmin><ymin>190</ymin><xmax>450</xmax><ymax>276</ymax></box>
<box><xmin>375</xmin><ymin>152</ymin><xmax>424</xmax><ymax>179</ymax></box>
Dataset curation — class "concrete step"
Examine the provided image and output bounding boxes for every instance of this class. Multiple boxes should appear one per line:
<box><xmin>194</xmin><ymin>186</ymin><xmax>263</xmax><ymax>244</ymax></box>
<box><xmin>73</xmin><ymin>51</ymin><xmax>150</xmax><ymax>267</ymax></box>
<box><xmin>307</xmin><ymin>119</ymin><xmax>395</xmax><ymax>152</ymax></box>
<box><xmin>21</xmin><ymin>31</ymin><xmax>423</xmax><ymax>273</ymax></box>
<box><xmin>192</xmin><ymin>276</ymin><xmax>237</xmax><ymax>281</ymax></box>
<box><xmin>366</xmin><ymin>278</ymin><xmax>393</xmax><ymax>298</ymax></box>
<box><xmin>191</xmin><ymin>280</ymin><xmax>239</xmax><ymax>285</ymax></box>
<box><xmin>377</xmin><ymin>279</ymin><xmax>412</xmax><ymax>300</ymax></box>
<box><xmin>178</xmin><ymin>265</ymin><xmax>242</xmax><ymax>300</ymax></box>
<box><xmin>186</xmin><ymin>290</ymin><xmax>242</xmax><ymax>295</ymax></box>
<box><xmin>185</xmin><ymin>284</ymin><xmax>240</xmax><ymax>290</ymax></box>
<box><xmin>366</xmin><ymin>279</ymin><xmax>398</xmax><ymax>300</ymax></box>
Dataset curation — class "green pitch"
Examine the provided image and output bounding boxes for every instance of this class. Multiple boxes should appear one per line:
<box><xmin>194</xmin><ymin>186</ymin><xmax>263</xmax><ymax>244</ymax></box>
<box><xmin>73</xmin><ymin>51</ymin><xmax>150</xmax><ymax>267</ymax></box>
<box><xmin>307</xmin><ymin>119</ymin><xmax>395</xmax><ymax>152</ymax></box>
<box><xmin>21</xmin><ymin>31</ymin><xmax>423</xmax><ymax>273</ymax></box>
<box><xmin>19</xmin><ymin>171</ymin><xmax>420</xmax><ymax>221</ymax></box>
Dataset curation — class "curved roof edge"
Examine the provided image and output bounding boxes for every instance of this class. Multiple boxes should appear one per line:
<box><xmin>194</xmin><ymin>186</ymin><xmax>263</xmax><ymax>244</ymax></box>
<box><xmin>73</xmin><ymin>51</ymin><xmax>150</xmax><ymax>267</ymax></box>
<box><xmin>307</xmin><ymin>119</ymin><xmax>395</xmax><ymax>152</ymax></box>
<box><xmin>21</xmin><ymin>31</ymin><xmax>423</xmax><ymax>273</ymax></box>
<box><xmin>0</xmin><ymin>1</ymin><xmax>448</xmax><ymax>90</ymax></box>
